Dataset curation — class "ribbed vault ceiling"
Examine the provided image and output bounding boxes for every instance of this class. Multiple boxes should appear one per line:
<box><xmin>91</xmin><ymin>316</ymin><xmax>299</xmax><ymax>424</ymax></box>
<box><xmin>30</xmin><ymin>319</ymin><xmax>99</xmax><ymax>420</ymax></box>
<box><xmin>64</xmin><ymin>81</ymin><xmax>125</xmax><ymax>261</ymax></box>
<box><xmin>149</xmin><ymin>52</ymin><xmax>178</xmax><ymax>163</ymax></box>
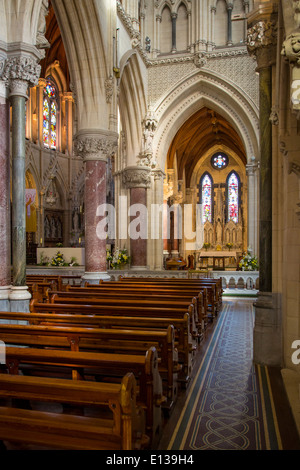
<box><xmin>167</xmin><ymin>107</ymin><xmax>247</xmax><ymax>187</ymax></box>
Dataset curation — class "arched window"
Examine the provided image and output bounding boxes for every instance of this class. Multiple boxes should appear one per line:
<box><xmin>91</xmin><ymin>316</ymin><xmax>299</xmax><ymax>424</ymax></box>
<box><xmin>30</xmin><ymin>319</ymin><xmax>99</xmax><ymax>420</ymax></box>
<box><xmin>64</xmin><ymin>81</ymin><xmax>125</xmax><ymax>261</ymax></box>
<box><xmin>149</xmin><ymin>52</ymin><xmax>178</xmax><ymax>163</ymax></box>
<box><xmin>227</xmin><ymin>172</ymin><xmax>239</xmax><ymax>223</ymax></box>
<box><xmin>200</xmin><ymin>173</ymin><xmax>213</xmax><ymax>224</ymax></box>
<box><xmin>43</xmin><ymin>79</ymin><xmax>57</xmax><ymax>149</ymax></box>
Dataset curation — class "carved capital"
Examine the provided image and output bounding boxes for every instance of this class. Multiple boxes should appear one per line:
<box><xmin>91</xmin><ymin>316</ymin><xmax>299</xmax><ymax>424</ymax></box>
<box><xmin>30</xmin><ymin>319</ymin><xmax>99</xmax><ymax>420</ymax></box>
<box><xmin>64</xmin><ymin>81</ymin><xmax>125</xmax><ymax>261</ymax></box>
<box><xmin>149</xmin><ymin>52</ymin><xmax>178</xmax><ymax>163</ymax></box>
<box><xmin>74</xmin><ymin>131</ymin><xmax>118</xmax><ymax>162</ymax></box>
<box><xmin>0</xmin><ymin>56</ymin><xmax>41</xmax><ymax>97</ymax></box>
<box><xmin>247</xmin><ymin>20</ymin><xmax>277</xmax><ymax>68</ymax></box>
<box><xmin>122</xmin><ymin>166</ymin><xmax>151</xmax><ymax>189</ymax></box>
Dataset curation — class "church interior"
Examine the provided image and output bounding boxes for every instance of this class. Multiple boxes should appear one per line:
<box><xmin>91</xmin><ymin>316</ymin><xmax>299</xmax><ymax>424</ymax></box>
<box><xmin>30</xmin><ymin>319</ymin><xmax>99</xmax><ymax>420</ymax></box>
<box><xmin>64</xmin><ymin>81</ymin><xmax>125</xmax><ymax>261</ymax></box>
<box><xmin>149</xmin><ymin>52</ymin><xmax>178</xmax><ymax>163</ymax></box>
<box><xmin>0</xmin><ymin>0</ymin><xmax>300</xmax><ymax>452</ymax></box>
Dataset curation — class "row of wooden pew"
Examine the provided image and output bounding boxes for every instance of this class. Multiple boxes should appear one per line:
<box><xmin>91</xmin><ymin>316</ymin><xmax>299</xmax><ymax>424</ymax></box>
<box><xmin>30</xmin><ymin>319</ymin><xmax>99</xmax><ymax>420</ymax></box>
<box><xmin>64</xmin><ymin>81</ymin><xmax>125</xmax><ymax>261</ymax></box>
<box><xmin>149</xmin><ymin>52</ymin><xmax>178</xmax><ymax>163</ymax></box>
<box><xmin>0</xmin><ymin>274</ymin><xmax>222</xmax><ymax>450</ymax></box>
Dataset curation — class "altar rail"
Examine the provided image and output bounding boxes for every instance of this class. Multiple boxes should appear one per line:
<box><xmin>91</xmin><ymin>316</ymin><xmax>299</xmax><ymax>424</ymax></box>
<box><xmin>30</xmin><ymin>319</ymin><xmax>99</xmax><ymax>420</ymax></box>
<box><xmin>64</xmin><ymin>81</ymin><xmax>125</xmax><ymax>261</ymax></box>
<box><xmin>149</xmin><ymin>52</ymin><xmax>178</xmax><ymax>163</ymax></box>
<box><xmin>26</xmin><ymin>267</ymin><xmax>259</xmax><ymax>290</ymax></box>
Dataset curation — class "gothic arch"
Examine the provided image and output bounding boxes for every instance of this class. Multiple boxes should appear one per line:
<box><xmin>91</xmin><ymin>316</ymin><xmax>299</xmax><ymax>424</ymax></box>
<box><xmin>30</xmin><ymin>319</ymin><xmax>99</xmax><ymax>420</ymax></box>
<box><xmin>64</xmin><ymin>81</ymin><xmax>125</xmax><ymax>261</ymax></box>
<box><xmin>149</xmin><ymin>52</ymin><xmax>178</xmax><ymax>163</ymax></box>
<box><xmin>153</xmin><ymin>68</ymin><xmax>259</xmax><ymax>171</ymax></box>
<box><xmin>118</xmin><ymin>51</ymin><xmax>147</xmax><ymax>164</ymax></box>
<box><xmin>51</xmin><ymin>0</ymin><xmax>111</xmax><ymax>131</ymax></box>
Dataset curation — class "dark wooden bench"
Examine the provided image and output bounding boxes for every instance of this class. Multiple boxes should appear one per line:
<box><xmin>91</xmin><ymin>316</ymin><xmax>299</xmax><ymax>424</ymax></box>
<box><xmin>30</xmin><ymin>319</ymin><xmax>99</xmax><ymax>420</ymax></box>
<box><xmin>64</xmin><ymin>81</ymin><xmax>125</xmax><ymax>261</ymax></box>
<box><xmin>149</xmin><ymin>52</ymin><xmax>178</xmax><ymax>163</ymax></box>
<box><xmin>1</xmin><ymin>345</ymin><xmax>163</xmax><ymax>445</ymax></box>
<box><xmin>0</xmin><ymin>372</ymin><xmax>148</xmax><ymax>450</ymax></box>
<box><xmin>49</xmin><ymin>287</ymin><xmax>205</xmax><ymax>335</ymax></box>
<box><xmin>0</xmin><ymin>322</ymin><xmax>178</xmax><ymax>409</ymax></box>
<box><xmin>29</xmin><ymin>298</ymin><xmax>196</xmax><ymax>381</ymax></box>
<box><xmin>117</xmin><ymin>277</ymin><xmax>223</xmax><ymax>315</ymax></box>
<box><xmin>48</xmin><ymin>293</ymin><xmax>199</xmax><ymax>341</ymax></box>
<box><xmin>60</xmin><ymin>286</ymin><xmax>205</xmax><ymax>337</ymax></box>
<box><xmin>102</xmin><ymin>279</ymin><xmax>219</xmax><ymax>319</ymax></box>
<box><xmin>0</xmin><ymin>309</ymin><xmax>194</xmax><ymax>385</ymax></box>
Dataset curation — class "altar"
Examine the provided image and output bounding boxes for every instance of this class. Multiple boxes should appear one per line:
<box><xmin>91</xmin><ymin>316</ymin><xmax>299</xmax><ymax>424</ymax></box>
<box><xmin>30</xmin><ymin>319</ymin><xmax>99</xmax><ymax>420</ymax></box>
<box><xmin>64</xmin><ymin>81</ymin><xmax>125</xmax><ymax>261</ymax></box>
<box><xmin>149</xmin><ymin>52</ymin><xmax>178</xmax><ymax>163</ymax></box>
<box><xmin>198</xmin><ymin>250</ymin><xmax>238</xmax><ymax>270</ymax></box>
<box><xmin>37</xmin><ymin>247</ymin><xmax>85</xmax><ymax>266</ymax></box>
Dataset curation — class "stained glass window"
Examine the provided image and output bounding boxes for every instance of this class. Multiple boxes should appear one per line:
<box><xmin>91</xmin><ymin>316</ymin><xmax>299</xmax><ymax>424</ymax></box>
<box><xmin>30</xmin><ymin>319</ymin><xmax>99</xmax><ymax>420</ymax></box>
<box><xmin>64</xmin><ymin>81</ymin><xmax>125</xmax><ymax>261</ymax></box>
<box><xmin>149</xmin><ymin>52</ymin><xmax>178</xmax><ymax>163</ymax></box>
<box><xmin>211</xmin><ymin>152</ymin><xmax>228</xmax><ymax>169</ymax></box>
<box><xmin>201</xmin><ymin>174</ymin><xmax>213</xmax><ymax>224</ymax></box>
<box><xmin>228</xmin><ymin>172</ymin><xmax>239</xmax><ymax>223</ymax></box>
<box><xmin>43</xmin><ymin>80</ymin><xmax>57</xmax><ymax>149</ymax></box>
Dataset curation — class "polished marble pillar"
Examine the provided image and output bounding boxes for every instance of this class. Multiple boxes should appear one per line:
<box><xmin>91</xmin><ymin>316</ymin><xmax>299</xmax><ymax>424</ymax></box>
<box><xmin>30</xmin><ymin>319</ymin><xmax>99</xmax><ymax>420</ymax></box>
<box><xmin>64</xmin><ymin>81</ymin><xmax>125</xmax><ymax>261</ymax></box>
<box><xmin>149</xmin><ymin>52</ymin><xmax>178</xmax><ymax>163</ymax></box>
<box><xmin>123</xmin><ymin>166</ymin><xmax>151</xmax><ymax>270</ymax></box>
<box><xmin>0</xmin><ymin>82</ymin><xmax>11</xmax><ymax>311</ymax></box>
<box><xmin>74</xmin><ymin>131</ymin><xmax>117</xmax><ymax>284</ymax></box>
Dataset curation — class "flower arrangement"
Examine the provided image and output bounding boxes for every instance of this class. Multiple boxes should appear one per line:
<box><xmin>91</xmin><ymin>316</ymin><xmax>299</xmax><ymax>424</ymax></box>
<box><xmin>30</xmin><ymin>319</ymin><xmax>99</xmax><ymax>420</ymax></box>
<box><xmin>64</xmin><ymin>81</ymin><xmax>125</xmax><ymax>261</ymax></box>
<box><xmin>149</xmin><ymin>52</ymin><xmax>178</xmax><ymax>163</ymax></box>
<box><xmin>38</xmin><ymin>251</ymin><xmax>79</xmax><ymax>267</ymax></box>
<box><xmin>202</xmin><ymin>243</ymin><xmax>211</xmax><ymax>251</ymax></box>
<box><xmin>107</xmin><ymin>247</ymin><xmax>130</xmax><ymax>269</ymax></box>
<box><xmin>239</xmin><ymin>250</ymin><xmax>259</xmax><ymax>271</ymax></box>
<box><xmin>51</xmin><ymin>251</ymin><xmax>66</xmax><ymax>266</ymax></box>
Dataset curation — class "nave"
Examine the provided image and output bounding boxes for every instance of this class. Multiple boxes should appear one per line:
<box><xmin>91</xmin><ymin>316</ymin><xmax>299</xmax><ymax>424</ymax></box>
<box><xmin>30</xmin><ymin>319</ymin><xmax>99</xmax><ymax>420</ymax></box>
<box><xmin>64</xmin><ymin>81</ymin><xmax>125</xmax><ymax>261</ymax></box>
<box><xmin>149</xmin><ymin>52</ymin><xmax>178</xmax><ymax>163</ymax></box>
<box><xmin>158</xmin><ymin>298</ymin><xmax>300</xmax><ymax>451</ymax></box>
<box><xmin>0</xmin><ymin>288</ymin><xmax>299</xmax><ymax>452</ymax></box>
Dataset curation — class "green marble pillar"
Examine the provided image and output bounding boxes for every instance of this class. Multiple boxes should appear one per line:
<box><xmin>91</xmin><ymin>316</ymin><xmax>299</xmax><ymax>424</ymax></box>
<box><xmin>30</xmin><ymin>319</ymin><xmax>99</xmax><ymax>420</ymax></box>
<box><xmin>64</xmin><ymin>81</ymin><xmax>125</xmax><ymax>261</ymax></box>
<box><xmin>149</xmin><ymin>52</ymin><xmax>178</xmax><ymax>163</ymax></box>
<box><xmin>11</xmin><ymin>95</ymin><xmax>26</xmax><ymax>287</ymax></box>
<box><xmin>258</xmin><ymin>65</ymin><xmax>272</xmax><ymax>293</ymax></box>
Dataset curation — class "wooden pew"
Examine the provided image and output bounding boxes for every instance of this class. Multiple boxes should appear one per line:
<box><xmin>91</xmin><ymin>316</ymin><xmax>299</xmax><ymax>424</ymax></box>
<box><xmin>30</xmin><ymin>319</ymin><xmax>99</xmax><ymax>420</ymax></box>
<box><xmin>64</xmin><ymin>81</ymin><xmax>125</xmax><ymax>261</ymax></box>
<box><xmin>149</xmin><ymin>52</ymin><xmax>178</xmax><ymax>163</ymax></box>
<box><xmin>0</xmin><ymin>309</ymin><xmax>194</xmax><ymax>384</ymax></box>
<box><xmin>0</xmin><ymin>322</ymin><xmax>178</xmax><ymax>409</ymax></box>
<box><xmin>0</xmin><ymin>372</ymin><xmax>148</xmax><ymax>450</ymax></box>
<box><xmin>47</xmin><ymin>288</ymin><xmax>205</xmax><ymax>336</ymax></box>
<box><xmin>48</xmin><ymin>293</ymin><xmax>200</xmax><ymax>341</ymax></box>
<box><xmin>63</xmin><ymin>284</ymin><xmax>207</xmax><ymax>332</ymax></box>
<box><xmin>29</xmin><ymin>299</ymin><xmax>196</xmax><ymax>381</ymax></box>
<box><xmin>99</xmin><ymin>279</ymin><xmax>218</xmax><ymax>319</ymax></box>
<box><xmin>117</xmin><ymin>277</ymin><xmax>223</xmax><ymax>314</ymax></box>
<box><xmin>1</xmin><ymin>345</ymin><xmax>163</xmax><ymax>445</ymax></box>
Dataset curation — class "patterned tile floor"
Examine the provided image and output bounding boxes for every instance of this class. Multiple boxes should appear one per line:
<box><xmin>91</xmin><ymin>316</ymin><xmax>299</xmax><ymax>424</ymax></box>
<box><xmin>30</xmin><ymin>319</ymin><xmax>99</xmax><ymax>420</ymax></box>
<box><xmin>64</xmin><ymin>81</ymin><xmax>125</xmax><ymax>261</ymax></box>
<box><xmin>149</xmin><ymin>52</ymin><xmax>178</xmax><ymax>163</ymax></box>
<box><xmin>158</xmin><ymin>298</ymin><xmax>300</xmax><ymax>451</ymax></box>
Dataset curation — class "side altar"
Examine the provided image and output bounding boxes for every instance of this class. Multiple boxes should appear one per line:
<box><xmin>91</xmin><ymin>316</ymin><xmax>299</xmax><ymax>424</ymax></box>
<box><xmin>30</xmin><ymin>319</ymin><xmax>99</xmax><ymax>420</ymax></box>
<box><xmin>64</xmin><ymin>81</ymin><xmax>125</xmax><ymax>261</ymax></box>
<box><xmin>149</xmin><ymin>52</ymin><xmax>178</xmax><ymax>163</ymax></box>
<box><xmin>37</xmin><ymin>247</ymin><xmax>85</xmax><ymax>266</ymax></box>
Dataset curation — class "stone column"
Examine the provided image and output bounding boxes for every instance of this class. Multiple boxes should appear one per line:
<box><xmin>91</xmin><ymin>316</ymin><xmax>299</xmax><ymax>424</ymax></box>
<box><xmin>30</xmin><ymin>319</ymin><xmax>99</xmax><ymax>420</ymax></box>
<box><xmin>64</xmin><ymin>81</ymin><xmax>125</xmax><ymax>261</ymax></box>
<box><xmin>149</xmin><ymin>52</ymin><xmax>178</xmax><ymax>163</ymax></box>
<box><xmin>227</xmin><ymin>3</ymin><xmax>233</xmax><ymax>46</ymax></box>
<box><xmin>0</xmin><ymin>80</ymin><xmax>11</xmax><ymax>311</ymax></box>
<box><xmin>246</xmin><ymin>156</ymin><xmax>259</xmax><ymax>258</ymax></box>
<box><xmin>153</xmin><ymin>168</ymin><xmax>165</xmax><ymax>270</ymax></box>
<box><xmin>171</xmin><ymin>13</ymin><xmax>177</xmax><ymax>53</ymax></box>
<box><xmin>247</xmin><ymin>13</ymin><xmax>282</xmax><ymax>366</ymax></box>
<box><xmin>74</xmin><ymin>131</ymin><xmax>118</xmax><ymax>284</ymax></box>
<box><xmin>2</xmin><ymin>53</ymin><xmax>41</xmax><ymax>310</ymax></box>
<box><xmin>123</xmin><ymin>166</ymin><xmax>151</xmax><ymax>270</ymax></box>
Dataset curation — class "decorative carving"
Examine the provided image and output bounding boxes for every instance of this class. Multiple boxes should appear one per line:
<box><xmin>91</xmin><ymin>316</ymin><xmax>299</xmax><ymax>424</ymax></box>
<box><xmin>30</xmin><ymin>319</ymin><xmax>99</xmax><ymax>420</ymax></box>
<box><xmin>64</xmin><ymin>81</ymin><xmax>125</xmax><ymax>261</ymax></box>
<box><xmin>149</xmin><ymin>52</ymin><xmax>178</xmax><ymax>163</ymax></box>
<box><xmin>138</xmin><ymin>106</ymin><xmax>158</xmax><ymax>168</ymax></box>
<box><xmin>0</xmin><ymin>56</ymin><xmax>41</xmax><ymax>90</ymax></box>
<box><xmin>194</xmin><ymin>53</ymin><xmax>208</xmax><ymax>68</ymax></box>
<box><xmin>122</xmin><ymin>166</ymin><xmax>151</xmax><ymax>189</ymax></box>
<box><xmin>281</xmin><ymin>32</ymin><xmax>300</xmax><ymax>66</ymax></box>
<box><xmin>282</xmin><ymin>32</ymin><xmax>300</xmax><ymax>115</ymax></box>
<box><xmin>74</xmin><ymin>135</ymin><xmax>118</xmax><ymax>162</ymax></box>
<box><xmin>36</xmin><ymin>0</ymin><xmax>50</xmax><ymax>56</ymax></box>
<box><xmin>104</xmin><ymin>75</ymin><xmax>114</xmax><ymax>103</ymax></box>
<box><xmin>247</xmin><ymin>20</ymin><xmax>277</xmax><ymax>56</ymax></box>
<box><xmin>269</xmin><ymin>106</ymin><xmax>279</xmax><ymax>125</ymax></box>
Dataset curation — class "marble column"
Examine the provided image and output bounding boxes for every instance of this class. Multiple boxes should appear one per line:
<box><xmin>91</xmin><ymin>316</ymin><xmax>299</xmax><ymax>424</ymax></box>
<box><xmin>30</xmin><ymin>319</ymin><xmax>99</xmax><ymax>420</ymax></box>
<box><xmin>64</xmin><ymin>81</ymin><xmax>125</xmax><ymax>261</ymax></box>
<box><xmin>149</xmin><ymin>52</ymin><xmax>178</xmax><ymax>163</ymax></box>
<box><xmin>0</xmin><ymin>81</ymin><xmax>11</xmax><ymax>311</ymax></box>
<box><xmin>123</xmin><ymin>166</ymin><xmax>151</xmax><ymax>270</ymax></box>
<box><xmin>3</xmin><ymin>53</ymin><xmax>41</xmax><ymax>310</ymax></box>
<box><xmin>74</xmin><ymin>131</ymin><xmax>118</xmax><ymax>284</ymax></box>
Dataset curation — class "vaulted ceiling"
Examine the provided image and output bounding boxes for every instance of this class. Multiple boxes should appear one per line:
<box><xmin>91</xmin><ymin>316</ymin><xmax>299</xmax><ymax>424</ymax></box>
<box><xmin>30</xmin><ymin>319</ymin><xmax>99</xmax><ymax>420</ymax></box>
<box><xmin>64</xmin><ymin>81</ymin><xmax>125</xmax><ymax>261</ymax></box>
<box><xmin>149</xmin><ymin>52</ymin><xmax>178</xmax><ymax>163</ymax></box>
<box><xmin>40</xmin><ymin>0</ymin><xmax>70</xmax><ymax>89</ymax></box>
<box><xmin>166</xmin><ymin>107</ymin><xmax>247</xmax><ymax>187</ymax></box>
